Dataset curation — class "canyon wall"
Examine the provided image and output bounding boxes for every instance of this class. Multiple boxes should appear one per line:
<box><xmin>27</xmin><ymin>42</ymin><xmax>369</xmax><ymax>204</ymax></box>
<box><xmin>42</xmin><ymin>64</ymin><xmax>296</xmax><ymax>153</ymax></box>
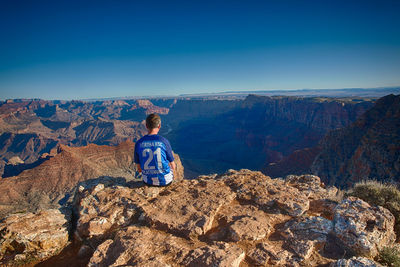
<box><xmin>164</xmin><ymin>95</ymin><xmax>373</xmax><ymax>177</ymax></box>
<box><xmin>312</xmin><ymin>94</ymin><xmax>400</xmax><ymax>187</ymax></box>
<box><xmin>0</xmin><ymin>96</ymin><xmax>374</xmax><ymax>179</ymax></box>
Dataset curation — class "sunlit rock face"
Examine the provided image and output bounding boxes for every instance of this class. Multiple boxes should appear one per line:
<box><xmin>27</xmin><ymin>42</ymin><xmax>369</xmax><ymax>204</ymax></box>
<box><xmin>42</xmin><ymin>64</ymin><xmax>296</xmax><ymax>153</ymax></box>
<box><xmin>1</xmin><ymin>169</ymin><xmax>395</xmax><ymax>266</ymax></box>
<box><xmin>0</xmin><ymin>209</ymin><xmax>70</xmax><ymax>264</ymax></box>
<box><xmin>0</xmin><ymin>169</ymin><xmax>390</xmax><ymax>266</ymax></box>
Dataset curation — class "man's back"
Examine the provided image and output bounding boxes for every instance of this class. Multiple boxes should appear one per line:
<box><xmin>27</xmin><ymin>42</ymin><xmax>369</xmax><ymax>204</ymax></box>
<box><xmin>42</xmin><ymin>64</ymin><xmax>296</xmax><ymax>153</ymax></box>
<box><xmin>134</xmin><ymin>134</ymin><xmax>174</xmax><ymax>186</ymax></box>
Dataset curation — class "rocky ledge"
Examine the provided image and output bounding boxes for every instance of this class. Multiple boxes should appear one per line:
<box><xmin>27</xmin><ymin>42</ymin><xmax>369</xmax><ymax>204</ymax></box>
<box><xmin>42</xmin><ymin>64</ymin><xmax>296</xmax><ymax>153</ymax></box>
<box><xmin>0</xmin><ymin>170</ymin><xmax>396</xmax><ymax>266</ymax></box>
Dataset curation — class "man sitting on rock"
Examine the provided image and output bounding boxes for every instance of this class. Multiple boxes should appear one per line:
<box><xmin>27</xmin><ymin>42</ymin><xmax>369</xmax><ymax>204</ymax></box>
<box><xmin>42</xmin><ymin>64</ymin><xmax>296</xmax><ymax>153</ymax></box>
<box><xmin>134</xmin><ymin>113</ymin><xmax>176</xmax><ymax>186</ymax></box>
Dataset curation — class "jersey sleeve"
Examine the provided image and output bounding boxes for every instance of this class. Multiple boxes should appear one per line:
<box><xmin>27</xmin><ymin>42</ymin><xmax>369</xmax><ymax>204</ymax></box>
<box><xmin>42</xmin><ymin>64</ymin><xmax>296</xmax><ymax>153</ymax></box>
<box><xmin>164</xmin><ymin>139</ymin><xmax>174</xmax><ymax>162</ymax></box>
<box><xmin>134</xmin><ymin>142</ymin><xmax>140</xmax><ymax>164</ymax></box>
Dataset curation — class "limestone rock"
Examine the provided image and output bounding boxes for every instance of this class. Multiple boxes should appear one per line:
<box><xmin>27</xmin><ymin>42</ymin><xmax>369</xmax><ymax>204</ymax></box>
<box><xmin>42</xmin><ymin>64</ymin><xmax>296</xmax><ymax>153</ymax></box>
<box><xmin>282</xmin><ymin>216</ymin><xmax>333</xmax><ymax>260</ymax></box>
<box><xmin>219</xmin><ymin>169</ymin><xmax>309</xmax><ymax>216</ymax></box>
<box><xmin>142</xmin><ymin>178</ymin><xmax>236</xmax><ymax>238</ymax></box>
<box><xmin>88</xmin><ymin>226</ymin><xmax>192</xmax><ymax>267</ymax></box>
<box><xmin>6</xmin><ymin>169</ymin><xmax>396</xmax><ymax>266</ymax></box>
<box><xmin>286</xmin><ymin>174</ymin><xmax>338</xmax><ymax>200</ymax></box>
<box><xmin>182</xmin><ymin>242</ymin><xmax>245</xmax><ymax>267</ymax></box>
<box><xmin>208</xmin><ymin>204</ymin><xmax>280</xmax><ymax>242</ymax></box>
<box><xmin>331</xmin><ymin>257</ymin><xmax>383</xmax><ymax>267</ymax></box>
<box><xmin>6</xmin><ymin>156</ymin><xmax>24</xmax><ymax>165</ymax></box>
<box><xmin>333</xmin><ymin>197</ymin><xmax>396</xmax><ymax>257</ymax></box>
<box><xmin>248</xmin><ymin>242</ymin><xmax>294</xmax><ymax>266</ymax></box>
<box><xmin>283</xmin><ymin>216</ymin><xmax>333</xmax><ymax>242</ymax></box>
<box><xmin>0</xmin><ymin>209</ymin><xmax>69</xmax><ymax>264</ymax></box>
<box><xmin>228</xmin><ymin>216</ymin><xmax>270</xmax><ymax>241</ymax></box>
<box><xmin>74</xmin><ymin>178</ymin><xmax>148</xmax><ymax>245</ymax></box>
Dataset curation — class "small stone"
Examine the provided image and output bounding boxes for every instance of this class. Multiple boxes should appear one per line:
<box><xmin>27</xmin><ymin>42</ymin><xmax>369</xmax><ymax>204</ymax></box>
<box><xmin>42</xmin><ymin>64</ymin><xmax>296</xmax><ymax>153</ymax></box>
<box><xmin>14</xmin><ymin>254</ymin><xmax>26</xmax><ymax>261</ymax></box>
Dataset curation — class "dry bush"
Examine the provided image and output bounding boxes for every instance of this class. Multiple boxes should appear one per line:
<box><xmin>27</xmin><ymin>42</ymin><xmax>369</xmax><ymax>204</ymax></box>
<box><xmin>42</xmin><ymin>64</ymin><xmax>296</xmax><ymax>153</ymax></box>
<box><xmin>347</xmin><ymin>180</ymin><xmax>400</xmax><ymax>239</ymax></box>
<box><xmin>376</xmin><ymin>246</ymin><xmax>400</xmax><ymax>267</ymax></box>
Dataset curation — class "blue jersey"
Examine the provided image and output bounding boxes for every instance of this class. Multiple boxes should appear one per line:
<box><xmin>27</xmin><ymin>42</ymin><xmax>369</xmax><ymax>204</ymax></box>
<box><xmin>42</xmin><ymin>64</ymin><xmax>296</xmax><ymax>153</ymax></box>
<box><xmin>134</xmin><ymin>134</ymin><xmax>174</xmax><ymax>186</ymax></box>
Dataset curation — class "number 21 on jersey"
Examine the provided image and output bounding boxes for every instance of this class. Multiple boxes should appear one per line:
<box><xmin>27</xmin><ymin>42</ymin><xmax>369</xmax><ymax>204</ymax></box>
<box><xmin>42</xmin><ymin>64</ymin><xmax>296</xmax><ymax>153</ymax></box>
<box><xmin>142</xmin><ymin>148</ymin><xmax>162</xmax><ymax>170</ymax></box>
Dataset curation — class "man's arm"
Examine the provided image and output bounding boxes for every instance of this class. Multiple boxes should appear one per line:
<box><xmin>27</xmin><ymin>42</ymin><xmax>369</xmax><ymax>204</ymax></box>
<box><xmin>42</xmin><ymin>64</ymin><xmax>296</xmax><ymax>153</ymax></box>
<box><xmin>169</xmin><ymin>161</ymin><xmax>176</xmax><ymax>175</ymax></box>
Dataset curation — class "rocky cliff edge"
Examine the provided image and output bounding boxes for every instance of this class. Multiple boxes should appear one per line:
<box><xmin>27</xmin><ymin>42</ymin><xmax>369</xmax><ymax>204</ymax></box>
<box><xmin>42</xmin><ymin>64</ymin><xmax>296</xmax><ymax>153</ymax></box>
<box><xmin>1</xmin><ymin>169</ymin><xmax>396</xmax><ymax>266</ymax></box>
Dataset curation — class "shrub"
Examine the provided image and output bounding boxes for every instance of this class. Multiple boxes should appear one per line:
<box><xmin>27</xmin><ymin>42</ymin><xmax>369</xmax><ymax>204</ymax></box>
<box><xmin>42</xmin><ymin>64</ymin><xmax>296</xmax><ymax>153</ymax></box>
<box><xmin>376</xmin><ymin>246</ymin><xmax>400</xmax><ymax>267</ymax></box>
<box><xmin>347</xmin><ymin>180</ymin><xmax>400</xmax><ymax>239</ymax></box>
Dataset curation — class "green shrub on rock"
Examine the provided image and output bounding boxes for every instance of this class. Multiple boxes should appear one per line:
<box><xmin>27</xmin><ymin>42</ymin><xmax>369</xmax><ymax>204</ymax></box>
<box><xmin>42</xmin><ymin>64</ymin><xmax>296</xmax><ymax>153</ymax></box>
<box><xmin>376</xmin><ymin>246</ymin><xmax>400</xmax><ymax>267</ymax></box>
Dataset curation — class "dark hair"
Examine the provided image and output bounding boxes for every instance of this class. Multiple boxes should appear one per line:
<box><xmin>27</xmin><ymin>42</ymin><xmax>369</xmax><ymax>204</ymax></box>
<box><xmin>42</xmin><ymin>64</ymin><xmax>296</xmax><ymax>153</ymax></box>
<box><xmin>146</xmin><ymin>113</ymin><xmax>161</xmax><ymax>129</ymax></box>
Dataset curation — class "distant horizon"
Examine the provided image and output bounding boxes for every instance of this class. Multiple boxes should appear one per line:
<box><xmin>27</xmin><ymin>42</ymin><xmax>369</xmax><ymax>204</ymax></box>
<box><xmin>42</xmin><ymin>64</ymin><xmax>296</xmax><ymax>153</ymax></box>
<box><xmin>1</xmin><ymin>86</ymin><xmax>399</xmax><ymax>102</ymax></box>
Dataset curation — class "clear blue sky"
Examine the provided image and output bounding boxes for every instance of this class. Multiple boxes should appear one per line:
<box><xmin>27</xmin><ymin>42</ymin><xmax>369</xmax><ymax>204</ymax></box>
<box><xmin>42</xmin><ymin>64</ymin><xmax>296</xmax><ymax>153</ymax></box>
<box><xmin>0</xmin><ymin>0</ymin><xmax>399</xmax><ymax>100</ymax></box>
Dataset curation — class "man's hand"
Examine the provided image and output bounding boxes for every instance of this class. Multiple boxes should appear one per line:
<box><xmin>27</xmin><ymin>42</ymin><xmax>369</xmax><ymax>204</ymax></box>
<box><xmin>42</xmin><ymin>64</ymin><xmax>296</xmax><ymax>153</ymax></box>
<box><xmin>136</xmin><ymin>163</ymin><xmax>142</xmax><ymax>173</ymax></box>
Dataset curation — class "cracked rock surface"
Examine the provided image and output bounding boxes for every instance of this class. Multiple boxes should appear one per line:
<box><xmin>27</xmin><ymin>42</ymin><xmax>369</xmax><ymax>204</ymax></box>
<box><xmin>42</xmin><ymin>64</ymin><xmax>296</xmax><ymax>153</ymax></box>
<box><xmin>1</xmin><ymin>169</ymin><xmax>396</xmax><ymax>266</ymax></box>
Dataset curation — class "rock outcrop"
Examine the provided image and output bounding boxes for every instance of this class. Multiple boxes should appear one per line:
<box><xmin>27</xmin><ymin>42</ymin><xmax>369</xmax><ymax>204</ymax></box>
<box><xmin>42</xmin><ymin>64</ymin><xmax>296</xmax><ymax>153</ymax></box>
<box><xmin>0</xmin><ymin>209</ymin><xmax>69</xmax><ymax>264</ymax></box>
<box><xmin>333</xmin><ymin>197</ymin><xmax>396</xmax><ymax>257</ymax></box>
<box><xmin>331</xmin><ymin>257</ymin><xmax>383</xmax><ymax>267</ymax></box>
<box><xmin>10</xmin><ymin>169</ymin><xmax>390</xmax><ymax>267</ymax></box>
<box><xmin>0</xmin><ymin>141</ymin><xmax>184</xmax><ymax>219</ymax></box>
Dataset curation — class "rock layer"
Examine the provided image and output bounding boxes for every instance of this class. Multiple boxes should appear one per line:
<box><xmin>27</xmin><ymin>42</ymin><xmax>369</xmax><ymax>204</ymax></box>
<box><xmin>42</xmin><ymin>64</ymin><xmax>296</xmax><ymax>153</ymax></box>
<box><xmin>0</xmin><ymin>209</ymin><xmax>69</xmax><ymax>264</ymax></box>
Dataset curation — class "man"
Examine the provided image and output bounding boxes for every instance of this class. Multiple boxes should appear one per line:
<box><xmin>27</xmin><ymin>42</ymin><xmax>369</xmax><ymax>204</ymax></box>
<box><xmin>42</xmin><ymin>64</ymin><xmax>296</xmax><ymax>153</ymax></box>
<box><xmin>134</xmin><ymin>113</ymin><xmax>176</xmax><ymax>186</ymax></box>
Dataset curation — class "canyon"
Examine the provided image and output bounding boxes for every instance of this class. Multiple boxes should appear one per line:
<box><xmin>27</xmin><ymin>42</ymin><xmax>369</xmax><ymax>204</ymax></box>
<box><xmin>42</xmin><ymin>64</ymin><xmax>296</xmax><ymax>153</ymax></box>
<box><xmin>0</xmin><ymin>92</ymin><xmax>399</xmax><ymax>266</ymax></box>
<box><xmin>0</xmin><ymin>95</ymin><xmax>373</xmax><ymax>179</ymax></box>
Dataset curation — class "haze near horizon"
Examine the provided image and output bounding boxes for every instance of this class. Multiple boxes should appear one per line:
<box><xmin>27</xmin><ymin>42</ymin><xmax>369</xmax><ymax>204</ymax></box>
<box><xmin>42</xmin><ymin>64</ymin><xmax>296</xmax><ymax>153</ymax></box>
<box><xmin>1</xmin><ymin>0</ymin><xmax>400</xmax><ymax>100</ymax></box>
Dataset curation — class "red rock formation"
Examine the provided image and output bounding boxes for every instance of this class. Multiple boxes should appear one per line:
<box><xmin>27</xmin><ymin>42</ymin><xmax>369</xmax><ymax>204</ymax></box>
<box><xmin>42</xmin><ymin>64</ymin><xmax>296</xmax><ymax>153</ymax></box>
<box><xmin>0</xmin><ymin>141</ymin><xmax>184</xmax><ymax>218</ymax></box>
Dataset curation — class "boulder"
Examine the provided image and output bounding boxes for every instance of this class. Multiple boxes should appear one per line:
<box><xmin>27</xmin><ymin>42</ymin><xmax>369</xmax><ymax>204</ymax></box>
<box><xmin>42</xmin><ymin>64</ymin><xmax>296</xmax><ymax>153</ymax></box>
<box><xmin>0</xmin><ymin>209</ymin><xmax>69</xmax><ymax>264</ymax></box>
<box><xmin>331</xmin><ymin>257</ymin><xmax>383</xmax><ymax>267</ymax></box>
<box><xmin>282</xmin><ymin>216</ymin><xmax>333</xmax><ymax>243</ymax></box>
<box><xmin>207</xmin><ymin>204</ymin><xmax>280</xmax><ymax>242</ymax></box>
<box><xmin>333</xmin><ymin>197</ymin><xmax>396</xmax><ymax>257</ymax></box>
<box><xmin>285</xmin><ymin>174</ymin><xmax>338</xmax><ymax>200</ymax></box>
<box><xmin>282</xmin><ymin>216</ymin><xmax>334</xmax><ymax>261</ymax></box>
<box><xmin>142</xmin><ymin>178</ymin><xmax>236</xmax><ymax>238</ymax></box>
<box><xmin>88</xmin><ymin>226</ymin><xmax>192</xmax><ymax>267</ymax></box>
<box><xmin>228</xmin><ymin>216</ymin><xmax>270</xmax><ymax>241</ymax></box>
<box><xmin>74</xmin><ymin>178</ymin><xmax>152</xmax><ymax>245</ymax></box>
